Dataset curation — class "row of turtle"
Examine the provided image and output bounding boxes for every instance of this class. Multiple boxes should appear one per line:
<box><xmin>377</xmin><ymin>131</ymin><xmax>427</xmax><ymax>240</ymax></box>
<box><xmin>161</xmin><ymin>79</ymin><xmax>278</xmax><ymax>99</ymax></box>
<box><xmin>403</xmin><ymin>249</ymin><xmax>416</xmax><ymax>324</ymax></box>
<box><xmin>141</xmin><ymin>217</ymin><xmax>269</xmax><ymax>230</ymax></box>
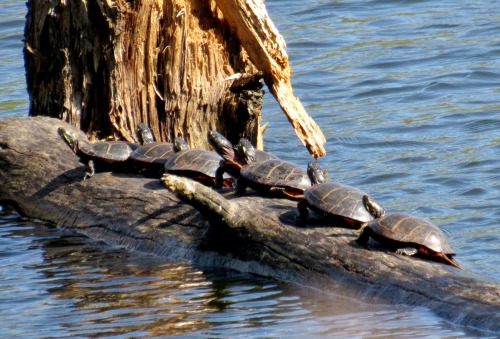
<box><xmin>57</xmin><ymin>125</ymin><xmax>460</xmax><ymax>269</ymax></box>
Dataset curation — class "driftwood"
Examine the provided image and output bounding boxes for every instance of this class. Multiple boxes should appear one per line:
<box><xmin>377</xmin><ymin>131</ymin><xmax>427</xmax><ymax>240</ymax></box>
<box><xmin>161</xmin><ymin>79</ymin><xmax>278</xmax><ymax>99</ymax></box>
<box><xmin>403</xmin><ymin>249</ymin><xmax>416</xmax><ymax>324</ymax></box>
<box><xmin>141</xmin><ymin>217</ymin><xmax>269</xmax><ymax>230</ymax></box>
<box><xmin>0</xmin><ymin>117</ymin><xmax>499</xmax><ymax>333</ymax></box>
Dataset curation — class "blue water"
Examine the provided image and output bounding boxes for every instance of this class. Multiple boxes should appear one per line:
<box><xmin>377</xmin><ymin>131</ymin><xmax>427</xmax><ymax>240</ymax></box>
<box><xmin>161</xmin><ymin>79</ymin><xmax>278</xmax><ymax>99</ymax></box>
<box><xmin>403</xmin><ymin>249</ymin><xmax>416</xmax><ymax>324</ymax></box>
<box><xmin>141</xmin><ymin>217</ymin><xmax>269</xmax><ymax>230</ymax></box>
<box><xmin>1</xmin><ymin>0</ymin><xmax>499</xmax><ymax>337</ymax></box>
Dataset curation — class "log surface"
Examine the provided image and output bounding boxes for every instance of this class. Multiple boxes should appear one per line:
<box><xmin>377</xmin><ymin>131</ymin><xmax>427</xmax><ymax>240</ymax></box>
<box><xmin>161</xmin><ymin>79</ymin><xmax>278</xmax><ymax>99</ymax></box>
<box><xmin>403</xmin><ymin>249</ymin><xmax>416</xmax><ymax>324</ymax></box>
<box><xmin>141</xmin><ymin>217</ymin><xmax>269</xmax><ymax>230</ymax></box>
<box><xmin>1</xmin><ymin>117</ymin><xmax>499</xmax><ymax>333</ymax></box>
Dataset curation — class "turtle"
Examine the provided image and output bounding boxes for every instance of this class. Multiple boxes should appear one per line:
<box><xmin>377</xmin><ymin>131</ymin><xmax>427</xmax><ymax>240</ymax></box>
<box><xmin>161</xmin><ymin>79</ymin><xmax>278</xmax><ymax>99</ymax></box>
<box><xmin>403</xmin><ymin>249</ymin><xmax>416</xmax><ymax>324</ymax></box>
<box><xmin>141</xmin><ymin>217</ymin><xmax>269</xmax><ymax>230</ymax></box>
<box><xmin>130</xmin><ymin>123</ymin><xmax>175</xmax><ymax>177</ymax></box>
<box><xmin>163</xmin><ymin>137</ymin><xmax>232</xmax><ymax>187</ymax></box>
<box><xmin>236</xmin><ymin>157</ymin><xmax>311</xmax><ymax>199</ymax></box>
<box><xmin>297</xmin><ymin>160</ymin><xmax>385</xmax><ymax>229</ymax></box>
<box><xmin>58</xmin><ymin>127</ymin><xmax>138</xmax><ymax>180</ymax></box>
<box><xmin>356</xmin><ymin>213</ymin><xmax>460</xmax><ymax>268</ymax></box>
<box><xmin>207</xmin><ymin>130</ymin><xmax>278</xmax><ymax>189</ymax></box>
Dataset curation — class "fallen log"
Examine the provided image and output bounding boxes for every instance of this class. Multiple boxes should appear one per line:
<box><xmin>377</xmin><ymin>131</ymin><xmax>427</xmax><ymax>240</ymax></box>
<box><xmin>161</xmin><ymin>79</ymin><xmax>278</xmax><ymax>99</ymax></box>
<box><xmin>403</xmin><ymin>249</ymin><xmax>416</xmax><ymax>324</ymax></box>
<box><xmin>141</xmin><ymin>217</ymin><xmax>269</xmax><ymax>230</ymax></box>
<box><xmin>0</xmin><ymin>116</ymin><xmax>499</xmax><ymax>333</ymax></box>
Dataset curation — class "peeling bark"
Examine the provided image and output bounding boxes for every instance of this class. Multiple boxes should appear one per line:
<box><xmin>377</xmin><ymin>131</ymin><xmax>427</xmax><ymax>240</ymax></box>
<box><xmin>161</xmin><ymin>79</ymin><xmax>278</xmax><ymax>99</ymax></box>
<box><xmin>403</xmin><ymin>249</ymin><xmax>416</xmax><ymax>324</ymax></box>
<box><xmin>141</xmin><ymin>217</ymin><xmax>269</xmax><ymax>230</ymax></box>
<box><xmin>24</xmin><ymin>0</ymin><xmax>264</xmax><ymax>148</ymax></box>
<box><xmin>0</xmin><ymin>117</ymin><xmax>498</xmax><ymax>333</ymax></box>
<box><xmin>24</xmin><ymin>0</ymin><xmax>325</xmax><ymax>156</ymax></box>
<box><xmin>213</xmin><ymin>0</ymin><xmax>326</xmax><ymax>157</ymax></box>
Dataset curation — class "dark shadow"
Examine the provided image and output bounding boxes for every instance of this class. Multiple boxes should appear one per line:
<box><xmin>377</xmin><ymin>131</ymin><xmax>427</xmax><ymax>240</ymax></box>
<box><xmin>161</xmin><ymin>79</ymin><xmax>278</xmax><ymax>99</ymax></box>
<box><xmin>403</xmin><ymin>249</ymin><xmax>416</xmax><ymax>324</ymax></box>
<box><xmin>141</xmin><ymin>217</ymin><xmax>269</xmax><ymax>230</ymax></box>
<box><xmin>31</xmin><ymin>167</ymin><xmax>87</xmax><ymax>199</ymax></box>
<box><xmin>143</xmin><ymin>179</ymin><xmax>165</xmax><ymax>190</ymax></box>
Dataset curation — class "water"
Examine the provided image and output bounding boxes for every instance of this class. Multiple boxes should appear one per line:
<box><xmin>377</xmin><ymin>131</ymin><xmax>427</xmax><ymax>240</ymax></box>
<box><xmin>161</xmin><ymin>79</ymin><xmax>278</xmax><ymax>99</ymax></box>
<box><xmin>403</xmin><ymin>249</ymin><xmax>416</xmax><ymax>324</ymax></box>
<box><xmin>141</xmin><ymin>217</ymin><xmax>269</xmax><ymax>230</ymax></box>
<box><xmin>1</xmin><ymin>0</ymin><xmax>499</xmax><ymax>337</ymax></box>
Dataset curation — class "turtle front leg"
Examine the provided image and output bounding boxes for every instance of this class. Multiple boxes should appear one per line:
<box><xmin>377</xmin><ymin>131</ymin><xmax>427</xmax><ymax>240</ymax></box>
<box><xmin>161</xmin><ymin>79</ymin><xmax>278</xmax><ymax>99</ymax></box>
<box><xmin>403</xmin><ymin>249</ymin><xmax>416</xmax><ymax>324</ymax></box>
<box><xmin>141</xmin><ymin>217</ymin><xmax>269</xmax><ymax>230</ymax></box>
<box><xmin>395</xmin><ymin>247</ymin><xmax>418</xmax><ymax>256</ymax></box>
<box><xmin>213</xmin><ymin>166</ymin><xmax>225</xmax><ymax>190</ymax></box>
<box><xmin>83</xmin><ymin>160</ymin><xmax>95</xmax><ymax>181</ymax></box>
<box><xmin>235</xmin><ymin>178</ymin><xmax>247</xmax><ymax>195</ymax></box>
<box><xmin>356</xmin><ymin>226</ymin><xmax>371</xmax><ymax>245</ymax></box>
<box><xmin>297</xmin><ymin>199</ymin><xmax>310</xmax><ymax>220</ymax></box>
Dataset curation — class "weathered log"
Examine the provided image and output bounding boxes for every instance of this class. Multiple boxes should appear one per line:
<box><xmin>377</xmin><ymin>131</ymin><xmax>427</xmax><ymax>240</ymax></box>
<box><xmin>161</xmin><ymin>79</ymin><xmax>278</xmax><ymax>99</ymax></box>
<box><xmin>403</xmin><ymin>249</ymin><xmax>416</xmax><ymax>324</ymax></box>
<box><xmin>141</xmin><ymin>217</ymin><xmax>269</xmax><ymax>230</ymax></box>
<box><xmin>0</xmin><ymin>117</ymin><xmax>499</xmax><ymax>333</ymax></box>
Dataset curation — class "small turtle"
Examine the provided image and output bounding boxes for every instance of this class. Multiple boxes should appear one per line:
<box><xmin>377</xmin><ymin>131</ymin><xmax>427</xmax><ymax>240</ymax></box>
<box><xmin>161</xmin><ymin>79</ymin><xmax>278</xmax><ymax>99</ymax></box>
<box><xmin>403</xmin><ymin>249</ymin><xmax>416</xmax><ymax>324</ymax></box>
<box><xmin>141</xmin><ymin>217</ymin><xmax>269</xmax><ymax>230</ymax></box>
<box><xmin>298</xmin><ymin>160</ymin><xmax>384</xmax><ymax>229</ymax></box>
<box><xmin>236</xmin><ymin>157</ymin><xmax>311</xmax><ymax>199</ymax></box>
<box><xmin>164</xmin><ymin>137</ymin><xmax>232</xmax><ymax>187</ymax></box>
<box><xmin>58</xmin><ymin>127</ymin><xmax>138</xmax><ymax>180</ymax></box>
<box><xmin>130</xmin><ymin>124</ymin><xmax>175</xmax><ymax>177</ymax></box>
<box><xmin>208</xmin><ymin>130</ymin><xmax>278</xmax><ymax>189</ymax></box>
<box><xmin>357</xmin><ymin>213</ymin><xmax>460</xmax><ymax>268</ymax></box>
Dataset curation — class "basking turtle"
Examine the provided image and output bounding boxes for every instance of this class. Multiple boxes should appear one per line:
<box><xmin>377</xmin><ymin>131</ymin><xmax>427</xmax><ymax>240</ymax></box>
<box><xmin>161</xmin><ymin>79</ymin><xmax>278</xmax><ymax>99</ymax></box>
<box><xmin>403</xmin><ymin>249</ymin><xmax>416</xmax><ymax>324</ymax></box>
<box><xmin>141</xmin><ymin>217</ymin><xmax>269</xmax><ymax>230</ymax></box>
<box><xmin>357</xmin><ymin>213</ymin><xmax>460</xmax><ymax>268</ymax></box>
<box><xmin>58</xmin><ymin>127</ymin><xmax>138</xmax><ymax>180</ymax></box>
<box><xmin>130</xmin><ymin>123</ymin><xmax>175</xmax><ymax>177</ymax></box>
<box><xmin>236</xmin><ymin>157</ymin><xmax>311</xmax><ymax>199</ymax></box>
<box><xmin>208</xmin><ymin>130</ymin><xmax>278</xmax><ymax>189</ymax></box>
<box><xmin>164</xmin><ymin>137</ymin><xmax>232</xmax><ymax>187</ymax></box>
<box><xmin>298</xmin><ymin>160</ymin><xmax>384</xmax><ymax>229</ymax></box>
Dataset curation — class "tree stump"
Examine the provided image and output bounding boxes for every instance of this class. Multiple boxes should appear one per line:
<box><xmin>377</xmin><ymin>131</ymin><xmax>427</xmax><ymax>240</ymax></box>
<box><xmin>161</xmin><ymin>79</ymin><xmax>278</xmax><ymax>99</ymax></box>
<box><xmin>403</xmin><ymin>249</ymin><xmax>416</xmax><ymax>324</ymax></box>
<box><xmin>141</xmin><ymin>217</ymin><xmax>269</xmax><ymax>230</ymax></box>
<box><xmin>24</xmin><ymin>0</ymin><xmax>263</xmax><ymax>148</ymax></box>
<box><xmin>24</xmin><ymin>0</ymin><xmax>326</xmax><ymax>156</ymax></box>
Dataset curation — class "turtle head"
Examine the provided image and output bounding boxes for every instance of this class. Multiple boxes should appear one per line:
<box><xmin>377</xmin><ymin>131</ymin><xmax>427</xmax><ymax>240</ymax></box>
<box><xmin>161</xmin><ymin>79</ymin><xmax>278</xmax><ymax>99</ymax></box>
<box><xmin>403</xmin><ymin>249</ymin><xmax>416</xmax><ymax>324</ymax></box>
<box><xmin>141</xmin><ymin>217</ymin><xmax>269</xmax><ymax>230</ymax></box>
<box><xmin>307</xmin><ymin>160</ymin><xmax>326</xmax><ymax>185</ymax></box>
<box><xmin>58</xmin><ymin>127</ymin><xmax>79</xmax><ymax>154</ymax></box>
<box><xmin>136</xmin><ymin>123</ymin><xmax>155</xmax><ymax>145</ymax></box>
<box><xmin>207</xmin><ymin>130</ymin><xmax>235</xmax><ymax>161</ymax></box>
<box><xmin>173</xmin><ymin>138</ymin><xmax>190</xmax><ymax>152</ymax></box>
<box><xmin>363</xmin><ymin>195</ymin><xmax>385</xmax><ymax>219</ymax></box>
<box><xmin>236</xmin><ymin>138</ymin><xmax>256</xmax><ymax>165</ymax></box>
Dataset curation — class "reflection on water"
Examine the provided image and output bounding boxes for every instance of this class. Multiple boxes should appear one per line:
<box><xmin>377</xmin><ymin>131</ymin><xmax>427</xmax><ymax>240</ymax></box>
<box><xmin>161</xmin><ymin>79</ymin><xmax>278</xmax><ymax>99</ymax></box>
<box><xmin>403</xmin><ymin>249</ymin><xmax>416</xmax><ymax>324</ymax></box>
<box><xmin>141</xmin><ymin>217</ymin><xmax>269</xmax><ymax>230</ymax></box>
<box><xmin>0</xmin><ymin>213</ymin><xmax>474</xmax><ymax>338</ymax></box>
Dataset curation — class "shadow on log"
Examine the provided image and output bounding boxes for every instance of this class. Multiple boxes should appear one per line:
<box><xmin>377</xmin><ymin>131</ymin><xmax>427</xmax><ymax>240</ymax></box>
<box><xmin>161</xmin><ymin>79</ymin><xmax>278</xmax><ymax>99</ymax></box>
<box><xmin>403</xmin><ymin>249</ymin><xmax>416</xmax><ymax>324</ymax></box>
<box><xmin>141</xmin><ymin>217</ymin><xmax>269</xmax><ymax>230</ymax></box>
<box><xmin>0</xmin><ymin>117</ymin><xmax>499</xmax><ymax>333</ymax></box>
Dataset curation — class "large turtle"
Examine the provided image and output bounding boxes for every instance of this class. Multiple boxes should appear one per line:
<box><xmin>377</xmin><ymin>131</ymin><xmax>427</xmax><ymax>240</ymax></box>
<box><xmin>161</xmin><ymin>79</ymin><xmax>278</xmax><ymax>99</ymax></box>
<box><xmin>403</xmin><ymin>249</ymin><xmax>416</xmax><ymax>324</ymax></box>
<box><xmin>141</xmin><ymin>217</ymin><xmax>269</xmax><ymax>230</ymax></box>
<box><xmin>236</xmin><ymin>157</ymin><xmax>311</xmax><ymax>199</ymax></box>
<box><xmin>163</xmin><ymin>136</ymin><xmax>232</xmax><ymax>187</ymax></box>
<box><xmin>357</xmin><ymin>213</ymin><xmax>460</xmax><ymax>268</ymax></box>
<box><xmin>298</xmin><ymin>160</ymin><xmax>384</xmax><ymax>229</ymax></box>
<box><xmin>130</xmin><ymin>123</ymin><xmax>175</xmax><ymax>177</ymax></box>
<box><xmin>207</xmin><ymin>130</ymin><xmax>278</xmax><ymax>189</ymax></box>
<box><xmin>58</xmin><ymin>127</ymin><xmax>138</xmax><ymax>180</ymax></box>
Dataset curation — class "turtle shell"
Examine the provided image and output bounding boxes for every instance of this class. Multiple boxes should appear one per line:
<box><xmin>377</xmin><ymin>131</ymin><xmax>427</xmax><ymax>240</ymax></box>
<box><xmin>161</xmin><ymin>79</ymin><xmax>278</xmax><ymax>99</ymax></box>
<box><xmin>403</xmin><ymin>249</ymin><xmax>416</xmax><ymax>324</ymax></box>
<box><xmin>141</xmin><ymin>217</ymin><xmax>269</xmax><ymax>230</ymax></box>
<box><xmin>79</xmin><ymin>141</ymin><xmax>138</xmax><ymax>162</ymax></box>
<box><xmin>130</xmin><ymin>142</ymin><xmax>175</xmax><ymax>164</ymax></box>
<box><xmin>367</xmin><ymin>213</ymin><xmax>455</xmax><ymax>255</ymax></box>
<box><xmin>240</xmin><ymin>159</ymin><xmax>310</xmax><ymax>191</ymax></box>
<box><xmin>254</xmin><ymin>150</ymin><xmax>279</xmax><ymax>162</ymax></box>
<box><xmin>303</xmin><ymin>181</ymin><xmax>375</xmax><ymax>224</ymax></box>
<box><xmin>164</xmin><ymin>149</ymin><xmax>231</xmax><ymax>186</ymax></box>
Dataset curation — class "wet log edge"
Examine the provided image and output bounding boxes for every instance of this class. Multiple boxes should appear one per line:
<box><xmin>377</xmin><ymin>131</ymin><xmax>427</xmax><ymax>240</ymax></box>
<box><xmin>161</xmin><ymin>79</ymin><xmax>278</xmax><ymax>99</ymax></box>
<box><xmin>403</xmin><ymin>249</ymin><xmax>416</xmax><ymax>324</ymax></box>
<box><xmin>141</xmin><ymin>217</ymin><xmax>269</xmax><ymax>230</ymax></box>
<box><xmin>0</xmin><ymin>117</ymin><xmax>499</xmax><ymax>334</ymax></box>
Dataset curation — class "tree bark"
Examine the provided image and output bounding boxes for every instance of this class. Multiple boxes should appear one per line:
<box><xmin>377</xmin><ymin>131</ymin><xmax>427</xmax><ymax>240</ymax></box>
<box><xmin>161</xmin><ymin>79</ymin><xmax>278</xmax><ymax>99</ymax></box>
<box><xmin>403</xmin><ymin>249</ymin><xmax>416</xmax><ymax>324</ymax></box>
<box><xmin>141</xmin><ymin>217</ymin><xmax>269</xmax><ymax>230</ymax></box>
<box><xmin>0</xmin><ymin>116</ymin><xmax>498</xmax><ymax>333</ymax></box>
<box><xmin>24</xmin><ymin>0</ymin><xmax>263</xmax><ymax>148</ymax></box>
<box><xmin>24</xmin><ymin>0</ymin><xmax>325</xmax><ymax>156</ymax></box>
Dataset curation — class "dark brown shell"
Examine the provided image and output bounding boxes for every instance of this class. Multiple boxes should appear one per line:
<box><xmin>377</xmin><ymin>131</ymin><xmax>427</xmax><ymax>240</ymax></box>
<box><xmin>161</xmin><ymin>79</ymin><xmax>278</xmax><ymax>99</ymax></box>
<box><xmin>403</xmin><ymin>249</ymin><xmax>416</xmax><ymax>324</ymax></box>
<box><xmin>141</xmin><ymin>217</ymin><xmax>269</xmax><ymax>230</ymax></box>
<box><xmin>254</xmin><ymin>150</ymin><xmax>279</xmax><ymax>162</ymax></box>
<box><xmin>367</xmin><ymin>213</ymin><xmax>455</xmax><ymax>255</ymax></box>
<box><xmin>303</xmin><ymin>181</ymin><xmax>374</xmax><ymax>223</ymax></box>
<box><xmin>130</xmin><ymin>142</ymin><xmax>175</xmax><ymax>164</ymax></box>
<box><xmin>240</xmin><ymin>159</ymin><xmax>310</xmax><ymax>191</ymax></box>
<box><xmin>79</xmin><ymin>141</ymin><xmax>137</xmax><ymax>162</ymax></box>
<box><xmin>164</xmin><ymin>149</ymin><xmax>226</xmax><ymax>180</ymax></box>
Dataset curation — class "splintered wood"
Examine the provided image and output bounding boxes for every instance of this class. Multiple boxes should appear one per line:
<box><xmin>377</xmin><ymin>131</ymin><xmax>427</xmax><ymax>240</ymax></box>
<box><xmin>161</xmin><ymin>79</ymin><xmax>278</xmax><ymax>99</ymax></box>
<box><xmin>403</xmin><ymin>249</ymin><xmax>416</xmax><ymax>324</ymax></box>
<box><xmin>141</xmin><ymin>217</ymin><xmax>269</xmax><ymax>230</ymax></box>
<box><xmin>214</xmin><ymin>0</ymin><xmax>327</xmax><ymax>157</ymax></box>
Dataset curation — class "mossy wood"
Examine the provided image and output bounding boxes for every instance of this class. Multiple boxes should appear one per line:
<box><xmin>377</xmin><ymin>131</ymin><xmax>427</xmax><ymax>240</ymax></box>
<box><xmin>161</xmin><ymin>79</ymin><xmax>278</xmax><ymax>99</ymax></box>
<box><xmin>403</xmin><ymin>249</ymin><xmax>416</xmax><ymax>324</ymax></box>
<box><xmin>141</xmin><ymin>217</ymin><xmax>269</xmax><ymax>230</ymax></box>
<box><xmin>0</xmin><ymin>117</ymin><xmax>498</xmax><ymax>333</ymax></box>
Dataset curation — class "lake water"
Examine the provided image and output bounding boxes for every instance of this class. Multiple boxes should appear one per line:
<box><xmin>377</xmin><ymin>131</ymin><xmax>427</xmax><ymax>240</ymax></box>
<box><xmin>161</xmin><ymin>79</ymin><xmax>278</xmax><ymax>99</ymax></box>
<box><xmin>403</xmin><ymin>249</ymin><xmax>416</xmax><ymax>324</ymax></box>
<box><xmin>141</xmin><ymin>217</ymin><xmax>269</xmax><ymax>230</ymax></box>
<box><xmin>1</xmin><ymin>0</ymin><xmax>499</xmax><ymax>337</ymax></box>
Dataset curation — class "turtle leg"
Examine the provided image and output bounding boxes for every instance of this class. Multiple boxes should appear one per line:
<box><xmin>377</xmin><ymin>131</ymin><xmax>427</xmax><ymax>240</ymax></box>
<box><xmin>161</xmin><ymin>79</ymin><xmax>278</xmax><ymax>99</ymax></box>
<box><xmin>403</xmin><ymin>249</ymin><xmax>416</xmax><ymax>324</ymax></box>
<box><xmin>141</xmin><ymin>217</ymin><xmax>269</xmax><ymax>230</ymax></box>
<box><xmin>214</xmin><ymin>166</ymin><xmax>225</xmax><ymax>190</ymax></box>
<box><xmin>356</xmin><ymin>226</ymin><xmax>371</xmax><ymax>245</ymax></box>
<box><xmin>235</xmin><ymin>178</ymin><xmax>247</xmax><ymax>195</ymax></box>
<box><xmin>269</xmin><ymin>186</ymin><xmax>288</xmax><ymax>198</ymax></box>
<box><xmin>395</xmin><ymin>247</ymin><xmax>418</xmax><ymax>256</ymax></box>
<box><xmin>297</xmin><ymin>199</ymin><xmax>310</xmax><ymax>220</ymax></box>
<box><xmin>83</xmin><ymin>160</ymin><xmax>96</xmax><ymax>181</ymax></box>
